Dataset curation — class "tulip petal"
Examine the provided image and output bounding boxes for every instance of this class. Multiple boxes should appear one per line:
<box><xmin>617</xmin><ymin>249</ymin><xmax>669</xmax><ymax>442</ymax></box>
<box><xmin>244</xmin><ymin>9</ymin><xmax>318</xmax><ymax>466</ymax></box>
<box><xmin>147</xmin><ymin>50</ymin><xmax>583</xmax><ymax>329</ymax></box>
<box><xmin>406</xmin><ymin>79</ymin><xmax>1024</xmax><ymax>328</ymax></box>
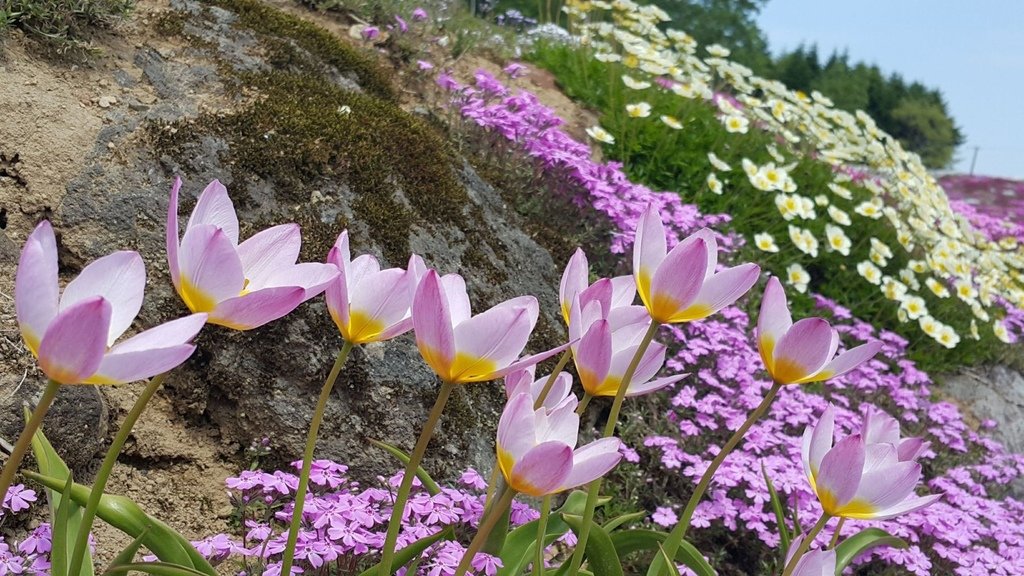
<box><xmin>261</xmin><ymin>263</ymin><xmax>338</xmax><ymax>297</ymax></box>
<box><xmin>413</xmin><ymin>271</ymin><xmax>456</xmax><ymax>380</ymax></box>
<box><xmin>85</xmin><ymin>344</ymin><xmax>197</xmax><ymax>385</ymax></box>
<box><xmin>167</xmin><ymin>177</ymin><xmax>182</xmax><ymax>290</ymax></box>
<box><xmin>624</xmin><ymin>373</ymin><xmax>686</xmax><ymax>397</ymax></box>
<box><xmin>844</xmin><ymin>462</ymin><xmax>921</xmax><ymax>518</ymax></box>
<box><xmin>38</xmin><ymin>297</ymin><xmax>111</xmax><ymax>384</ymax></box>
<box><xmin>15</xmin><ymin>221</ymin><xmax>60</xmax><ymax>355</ymax></box>
<box><xmin>497</xmin><ymin>393</ymin><xmax>538</xmax><ymax>463</ymax></box>
<box><xmin>690</xmin><ymin>228</ymin><xmax>718</xmax><ymax>279</ymax></box>
<box><xmin>802</xmin><ymin>405</ymin><xmax>835</xmax><ymax>482</ymax></box>
<box><xmin>452</xmin><ymin>298</ymin><xmax>538</xmax><ymax>382</ymax></box>
<box><xmin>672</xmin><ymin>263</ymin><xmax>760</xmax><ymax>323</ymax></box>
<box><xmin>629</xmin><ymin>341</ymin><xmax>668</xmax><ymax>385</ymax></box>
<box><xmin>815</xmin><ymin>434</ymin><xmax>865</xmax><ymax>514</ymax></box>
<box><xmin>772</xmin><ymin>318</ymin><xmax>836</xmax><ymax>385</ymax></box>
<box><xmin>236</xmin><ymin>224</ymin><xmax>301</xmax><ymax>289</ymax></box>
<box><xmin>440</xmin><ymin>274</ymin><xmax>471</xmax><ymax>325</ymax></box>
<box><xmin>560</xmin><ymin>437</ymin><xmax>623</xmax><ymax>491</ymax></box>
<box><xmin>107</xmin><ymin>313</ymin><xmax>208</xmax><ymax>354</ymax></box>
<box><xmin>326</xmin><ymin>245</ymin><xmax>353</xmax><ymax>335</ymax></box>
<box><xmin>757</xmin><ymin>276</ymin><xmax>792</xmax><ymax>373</ymax></box>
<box><xmin>578</xmin><ymin>279</ymin><xmax>612</xmax><ymax>318</ymax></box>
<box><xmin>897</xmin><ymin>438</ymin><xmax>929</xmax><ymax>462</ymax></box>
<box><xmin>560</xmin><ymin>248</ymin><xmax>589</xmax><ymax>324</ymax></box>
<box><xmin>633</xmin><ymin>205</ymin><xmax>667</xmax><ymax>307</ymax></box>
<box><xmin>346</xmin><ymin>268</ymin><xmax>416</xmax><ymax>343</ymax></box>
<box><xmin>808</xmin><ymin>340</ymin><xmax>883</xmax><ymax>382</ymax></box>
<box><xmin>534</xmin><ymin>399</ymin><xmax>580</xmax><ymax>446</ymax></box>
<box><xmin>178</xmin><ymin>224</ymin><xmax>245</xmax><ymax>313</ymax></box>
<box><xmin>209</xmin><ymin>287</ymin><xmax>306</xmax><ymax>330</ymax></box>
<box><xmin>861</xmin><ymin>407</ymin><xmax>902</xmax><ymax>446</ymax></box>
<box><xmin>576</xmin><ymin>320</ymin><xmax>612</xmax><ymax>394</ymax></box>
<box><xmin>647</xmin><ymin>237</ymin><xmax>708</xmax><ymax>323</ymax></box>
<box><xmin>537</xmin><ymin>372</ymin><xmax>574</xmax><ymax>410</ymax></box>
<box><xmin>60</xmin><ymin>251</ymin><xmax>145</xmax><ymax>346</ymax></box>
<box><xmin>610</xmin><ymin>275</ymin><xmax>637</xmax><ymax>308</ymax></box>
<box><xmin>868</xmin><ymin>493</ymin><xmax>942</xmax><ymax>521</ymax></box>
<box><xmin>187</xmin><ymin>180</ymin><xmax>239</xmax><ymax>244</ymax></box>
<box><xmin>509</xmin><ymin>441</ymin><xmax>574</xmax><ymax>496</ymax></box>
<box><xmin>487</xmin><ymin>342</ymin><xmax>573</xmax><ymax>382</ymax></box>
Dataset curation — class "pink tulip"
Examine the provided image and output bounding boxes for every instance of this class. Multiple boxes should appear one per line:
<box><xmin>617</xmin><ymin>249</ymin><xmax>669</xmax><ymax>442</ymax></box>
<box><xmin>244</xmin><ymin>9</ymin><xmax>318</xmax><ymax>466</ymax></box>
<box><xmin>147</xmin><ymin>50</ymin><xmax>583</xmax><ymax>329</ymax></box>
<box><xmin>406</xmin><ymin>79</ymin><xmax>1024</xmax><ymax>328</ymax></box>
<box><xmin>786</xmin><ymin>536</ymin><xmax>836</xmax><ymax>576</ymax></box>
<box><xmin>633</xmin><ymin>206</ymin><xmax>759</xmax><ymax>324</ymax></box>
<box><xmin>757</xmin><ymin>277</ymin><xmax>882</xmax><ymax>385</ymax></box>
<box><xmin>559</xmin><ymin>248</ymin><xmax>635</xmax><ymax>326</ymax></box>
<box><xmin>496</xmin><ymin>392</ymin><xmax>622</xmax><ymax>496</ymax></box>
<box><xmin>412</xmin><ymin>270</ymin><xmax>566</xmax><ymax>384</ymax></box>
<box><xmin>167</xmin><ymin>178</ymin><xmax>338</xmax><ymax>330</ymax></box>
<box><xmin>325</xmin><ymin>231</ymin><xmax>425</xmax><ymax>344</ymax></box>
<box><xmin>802</xmin><ymin>405</ymin><xmax>941</xmax><ymax>520</ymax></box>
<box><xmin>504</xmin><ymin>367</ymin><xmax>573</xmax><ymax>411</ymax></box>
<box><xmin>572</xmin><ymin>315</ymin><xmax>684</xmax><ymax>397</ymax></box>
<box><xmin>16</xmin><ymin>221</ymin><xmax>206</xmax><ymax>385</ymax></box>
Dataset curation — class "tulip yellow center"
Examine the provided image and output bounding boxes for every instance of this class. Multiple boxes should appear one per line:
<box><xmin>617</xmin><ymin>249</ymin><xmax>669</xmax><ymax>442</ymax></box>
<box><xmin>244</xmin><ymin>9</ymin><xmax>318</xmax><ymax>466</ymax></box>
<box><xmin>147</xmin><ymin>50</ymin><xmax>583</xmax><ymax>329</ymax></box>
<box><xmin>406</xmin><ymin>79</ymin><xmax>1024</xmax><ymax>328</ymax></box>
<box><xmin>180</xmin><ymin>276</ymin><xmax>218</xmax><ymax>313</ymax></box>
<box><xmin>669</xmin><ymin>303</ymin><xmax>713</xmax><ymax>323</ymax></box>
<box><xmin>770</xmin><ymin>357</ymin><xmax>808</xmax><ymax>385</ymax></box>
<box><xmin>449</xmin><ymin>352</ymin><xmax>498</xmax><ymax>383</ymax></box>
<box><xmin>648</xmin><ymin>292</ymin><xmax>681</xmax><ymax>324</ymax></box>
<box><xmin>344</xmin><ymin>309</ymin><xmax>386</xmax><ymax>344</ymax></box>
<box><xmin>22</xmin><ymin>329</ymin><xmax>40</xmax><ymax>358</ymax></box>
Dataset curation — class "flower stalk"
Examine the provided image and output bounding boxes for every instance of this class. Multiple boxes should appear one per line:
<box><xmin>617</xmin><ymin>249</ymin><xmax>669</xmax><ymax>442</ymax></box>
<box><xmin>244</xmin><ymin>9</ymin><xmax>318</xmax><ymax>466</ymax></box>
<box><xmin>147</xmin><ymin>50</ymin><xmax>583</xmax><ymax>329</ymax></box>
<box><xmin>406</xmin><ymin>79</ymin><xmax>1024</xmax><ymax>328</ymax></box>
<box><xmin>781</xmin><ymin>514</ymin><xmax>830</xmax><ymax>576</ymax></box>
<box><xmin>0</xmin><ymin>379</ymin><xmax>61</xmax><ymax>505</ymax></box>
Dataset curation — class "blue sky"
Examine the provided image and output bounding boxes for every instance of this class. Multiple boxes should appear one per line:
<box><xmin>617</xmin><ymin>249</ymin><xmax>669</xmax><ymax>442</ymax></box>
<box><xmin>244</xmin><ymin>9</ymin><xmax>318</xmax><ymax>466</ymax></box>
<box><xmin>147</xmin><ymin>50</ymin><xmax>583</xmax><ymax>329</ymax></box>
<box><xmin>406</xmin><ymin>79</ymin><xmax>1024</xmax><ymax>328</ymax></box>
<box><xmin>757</xmin><ymin>1</ymin><xmax>1024</xmax><ymax>179</ymax></box>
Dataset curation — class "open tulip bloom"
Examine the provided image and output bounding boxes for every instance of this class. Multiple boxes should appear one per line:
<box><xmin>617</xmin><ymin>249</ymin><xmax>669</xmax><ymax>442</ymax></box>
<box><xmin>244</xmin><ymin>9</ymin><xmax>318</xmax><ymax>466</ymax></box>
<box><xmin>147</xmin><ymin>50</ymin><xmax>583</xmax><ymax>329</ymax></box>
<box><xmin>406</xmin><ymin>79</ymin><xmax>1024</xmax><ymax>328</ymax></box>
<box><xmin>559</xmin><ymin>247</ymin><xmax>635</xmax><ymax>326</ymax></box>
<box><xmin>757</xmin><ymin>277</ymin><xmax>883</xmax><ymax>385</ymax></box>
<box><xmin>504</xmin><ymin>366</ymin><xmax>574</xmax><ymax>411</ymax></box>
<box><xmin>412</xmin><ymin>270</ymin><xmax>567</xmax><ymax>384</ymax></box>
<box><xmin>633</xmin><ymin>206</ymin><xmax>759</xmax><ymax>324</ymax></box>
<box><xmin>802</xmin><ymin>405</ymin><xmax>941</xmax><ymax>521</ymax></box>
<box><xmin>497</xmin><ymin>392</ymin><xmax>622</xmax><ymax>496</ymax></box>
<box><xmin>167</xmin><ymin>178</ymin><xmax>338</xmax><ymax>330</ymax></box>
<box><xmin>16</xmin><ymin>221</ymin><xmax>207</xmax><ymax>386</ymax></box>
<box><xmin>325</xmin><ymin>230</ymin><xmax>425</xmax><ymax>344</ymax></box>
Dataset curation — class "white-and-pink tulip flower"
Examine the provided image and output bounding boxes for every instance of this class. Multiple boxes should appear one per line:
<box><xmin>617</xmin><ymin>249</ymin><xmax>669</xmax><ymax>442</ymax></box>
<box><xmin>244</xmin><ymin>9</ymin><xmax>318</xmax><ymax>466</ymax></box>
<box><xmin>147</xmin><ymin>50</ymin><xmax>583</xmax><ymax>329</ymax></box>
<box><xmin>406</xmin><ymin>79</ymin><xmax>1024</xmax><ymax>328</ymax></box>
<box><xmin>757</xmin><ymin>277</ymin><xmax>883</xmax><ymax>385</ymax></box>
<box><xmin>633</xmin><ymin>206</ymin><xmax>759</xmax><ymax>324</ymax></box>
<box><xmin>802</xmin><ymin>405</ymin><xmax>941</xmax><ymax>520</ymax></box>
<box><xmin>325</xmin><ymin>230</ymin><xmax>425</xmax><ymax>344</ymax></box>
<box><xmin>786</xmin><ymin>536</ymin><xmax>836</xmax><ymax>576</ymax></box>
<box><xmin>16</xmin><ymin>221</ymin><xmax>206</xmax><ymax>385</ymax></box>
<box><xmin>496</xmin><ymin>392</ymin><xmax>622</xmax><ymax>496</ymax></box>
<box><xmin>167</xmin><ymin>178</ymin><xmax>338</xmax><ymax>330</ymax></box>
<box><xmin>558</xmin><ymin>248</ymin><xmax>635</xmax><ymax>325</ymax></box>
<box><xmin>412</xmin><ymin>270</ymin><xmax>565</xmax><ymax>384</ymax></box>
<box><xmin>503</xmin><ymin>367</ymin><xmax>574</xmax><ymax>411</ymax></box>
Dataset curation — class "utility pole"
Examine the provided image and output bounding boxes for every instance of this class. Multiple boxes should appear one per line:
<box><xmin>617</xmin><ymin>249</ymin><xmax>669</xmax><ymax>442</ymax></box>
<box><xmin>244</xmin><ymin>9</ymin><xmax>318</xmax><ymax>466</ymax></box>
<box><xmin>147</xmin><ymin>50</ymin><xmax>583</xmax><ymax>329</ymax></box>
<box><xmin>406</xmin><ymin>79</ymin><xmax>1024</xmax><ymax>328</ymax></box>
<box><xmin>969</xmin><ymin>146</ymin><xmax>980</xmax><ymax>175</ymax></box>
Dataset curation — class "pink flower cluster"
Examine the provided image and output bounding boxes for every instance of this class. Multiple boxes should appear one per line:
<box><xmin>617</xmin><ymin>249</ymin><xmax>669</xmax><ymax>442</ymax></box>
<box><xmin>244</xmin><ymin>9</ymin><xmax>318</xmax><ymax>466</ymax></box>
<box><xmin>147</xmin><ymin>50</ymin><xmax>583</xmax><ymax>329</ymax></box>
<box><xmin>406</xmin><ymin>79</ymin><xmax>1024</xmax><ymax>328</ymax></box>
<box><xmin>197</xmin><ymin>462</ymin><xmax>523</xmax><ymax>575</ymax></box>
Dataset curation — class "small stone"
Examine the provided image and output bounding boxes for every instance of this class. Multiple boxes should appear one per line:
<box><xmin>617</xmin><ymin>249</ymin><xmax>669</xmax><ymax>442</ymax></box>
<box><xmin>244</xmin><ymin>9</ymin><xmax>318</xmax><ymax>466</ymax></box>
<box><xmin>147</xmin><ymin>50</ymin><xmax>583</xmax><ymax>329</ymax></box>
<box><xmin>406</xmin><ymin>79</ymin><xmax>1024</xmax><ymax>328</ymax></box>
<box><xmin>98</xmin><ymin>96</ymin><xmax>117</xmax><ymax>108</ymax></box>
<box><xmin>107</xmin><ymin>142</ymin><xmax>116</xmax><ymax>150</ymax></box>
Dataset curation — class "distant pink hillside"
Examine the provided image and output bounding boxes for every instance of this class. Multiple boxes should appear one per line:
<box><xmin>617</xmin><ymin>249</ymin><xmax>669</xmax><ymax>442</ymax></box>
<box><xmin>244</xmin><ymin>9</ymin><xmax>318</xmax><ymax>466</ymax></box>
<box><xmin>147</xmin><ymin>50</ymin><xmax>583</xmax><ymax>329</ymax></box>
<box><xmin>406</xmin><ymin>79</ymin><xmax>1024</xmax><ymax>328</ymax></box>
<box><xmin>941</xmin><ymin>174</ymin><xmax>1024</xmax><ymax>242</ymax></box>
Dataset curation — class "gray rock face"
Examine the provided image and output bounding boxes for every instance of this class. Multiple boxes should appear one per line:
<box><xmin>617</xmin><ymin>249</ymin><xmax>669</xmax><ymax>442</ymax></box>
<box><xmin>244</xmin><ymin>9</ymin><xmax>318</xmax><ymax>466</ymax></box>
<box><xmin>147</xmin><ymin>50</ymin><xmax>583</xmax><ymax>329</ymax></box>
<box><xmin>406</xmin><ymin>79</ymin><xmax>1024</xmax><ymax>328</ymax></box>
<box><xmin>943</xmin><ymin>365</ymin><xmax>1024</xmax><ymax>454</ymax></box>
<box><xmin>43</xmin><ymin>0</ymin><xmax>567</xmax><ymax>482</ymax></box>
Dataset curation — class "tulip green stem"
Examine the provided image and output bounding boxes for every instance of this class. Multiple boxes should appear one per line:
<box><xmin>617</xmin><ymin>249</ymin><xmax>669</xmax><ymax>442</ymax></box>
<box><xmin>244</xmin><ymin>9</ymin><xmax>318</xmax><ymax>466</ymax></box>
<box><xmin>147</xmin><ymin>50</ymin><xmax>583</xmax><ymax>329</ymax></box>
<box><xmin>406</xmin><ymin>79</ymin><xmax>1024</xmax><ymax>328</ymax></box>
<box><xmin>828</xmin><ymin>517</ymin><xmax>845</xmax><ymax>550</ymax></box>
<box><xmin>658</xmin><ymin>381</ymin><xmax>782</xmax><ymax>566</ymax></box>
<box><xmin>279</xmin><ymin>342</ymin><xmax>354</xmax><ymax>576</ymax></box>
<box><xmin>781</xmin><ymin>513</ymin><xmax>830</xmax><ymax>576</ymax></box>
<box><xmin>569</xmin><ymin>321</ymin><xmax>660</xmax><ymax>575</ymax></box>
<box><xmin>534</xmin><ymin>350</ymin><xmax>572</xmax><ymax>410</ymax></box>
<box><xmin>68</xmin><ymin>373</ymin><xmax>169</xmax><ymax>576</ymax></box>
<box><xmin>576</xmin><ymin>393</ymin><xmax>593</xmax><ymax>416</ymax></box>
<box><xmin>454</xmin><ymin>487</ymin><xmax>516</xmax><ymax>576</ymax></box>
<box><xmin>379</xmin><ymin>379</ymin><xmax>457</xmax><ymax>575</ymax></box>
<box><xmin>533</xmin><ymin>495</ymin><xmax>552</xmax><ymax>576</ymax></box>
<box><xmin>0</xmin><ymin>378</ymin><xmax>61</xmax><ymax>508</ymax></box>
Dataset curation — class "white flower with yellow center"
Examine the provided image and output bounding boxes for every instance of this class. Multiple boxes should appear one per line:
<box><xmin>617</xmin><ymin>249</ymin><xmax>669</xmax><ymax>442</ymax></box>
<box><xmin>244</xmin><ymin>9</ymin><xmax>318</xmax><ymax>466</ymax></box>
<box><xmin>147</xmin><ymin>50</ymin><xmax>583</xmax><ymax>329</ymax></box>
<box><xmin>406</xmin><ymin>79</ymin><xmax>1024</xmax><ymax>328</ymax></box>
<box><xmin>754</xmin><ymin>232</ymin><xmax>779</xmax><ymax>252</ymax></box>
<box><xmin>827</xmin><ymin>183</ymin><xmax>853</xmax><ymax>200</ymax></box>
<box><xmin>706</xmin><ymin>43</ymin><xmax>730</xmax><ymax>57</ymax></box>
<box><xmin>937</xmin><ymin>325</ymin><xmax>960</xmax><ymax>349</ymax></box>
<box><xmin>925</xmin><ymin>277</ymin><xmax>950</xmax><ymax>298</ymax></box>
<box><xmin>660</xmin><ymin>115</ymin><xmax>683</xmax><ymax>129</ymax></box>
<box><xmin>918</xmin><ymin>315</ymin><xmax>941</xmax><ymax>338</ymax></box>
<box><xmin>857</xmin><ymin>261</ymin><xmax>882</xmax><ymax>285</ymax></box>
<box><xmin>955</xmin><ymin>280</ymin><xmax>978</xmax><ymax>302</ymax></box>
<box><xmin>825</xmin><ymin>224</ymin><xmax>851</xmax><ymax>256</ymax></box>
<box><xmin>994</xmin><ymin>320</ymin><xmax>1012</xmax><ymax>343</ymax></box>
<box><xmin>723</xmin><ymin>114</ymin><xmax>749</xmax><ymax>133</ymax></box>
<box><xmin>786</xmin><ymin>263</ymin><xmax>810</xmax><ymax>293</ymax></box>
<box><xmin>586</xmin><ymin>126</ymin><xmax>616</xmax><ymax>144</ymax></box>
<box><xmin>882</xmin><ymin>277</ymin><xmax>908</xmax><ymax>300</ymax></box>
<box><xmin>776</xmin><ymin>194</ymin><xmax>798</xmax><ymax>220</ymax></box>
<box><xmin>814</xmin><ymin>195</ymin><xmax>829</xmax><ymax>207</ymax></box>
<box><xmin>707</xmin><ymin>152</ymin><xmax>731</xmax><ymax>171</ymax></box>
<box><xmin>827</xmin><ymin>206</ymin><xmax>851</xmax><ymax>226</ymax></box>
<box><xmin>855</xmin><ymin>201</ymin><xmax>883</xmax><ymax>219</ymax></box>
<box><xmin>970</xmin><ymin>320</ymin><xmax>980</xmax><ymax>340</ymax></box>
<box><xmin>741</xmin><ymin>158</ymin><xmax>758</xmax><ymax>177</ymax></box>
<box><xmin>909</xmin><ymin>260</ymin><xmax>928</xmax><ymax>274</ymax></box>
<box><xmin>622</xmin><ymin>75</ymin><xmax>651</xmax><ymax>90</ymax></box>
<box><xmin>706</xmin><ymin>173</ymin><xmax>724</xmax><ymax>195</ymax></box>
<box><xmin>626</xmin><ymin>102</ymin><xmax>652</xmax><ymax>118</ymax></box>
<box><xmin>869</xmin><ymin>248</ymin><xmax>888</xmax><ymax>267</ymax></box>
<box><xmin>900</xmin><ymin>295</ymin><xmax>927</xmax><ymax>320</ymax></box>
<box><xmin>897</xmin><ymin>230</ymin><xmax>915</xmax><ymax>251</ymax></box>
<box><xmin>972</xmin><ymin>302</ymin><xmax>990</xmax><ymax>322</ymax></box>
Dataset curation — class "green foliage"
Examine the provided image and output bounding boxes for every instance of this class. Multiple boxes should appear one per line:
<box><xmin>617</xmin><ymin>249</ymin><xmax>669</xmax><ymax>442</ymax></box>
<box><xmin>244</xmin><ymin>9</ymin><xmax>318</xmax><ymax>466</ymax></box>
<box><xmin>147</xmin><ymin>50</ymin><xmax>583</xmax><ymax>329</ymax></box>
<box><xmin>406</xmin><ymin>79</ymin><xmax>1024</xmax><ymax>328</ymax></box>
<box><xmin>889</xmin><ymin>97</ymin><xmax>961</xmax><ymax>168</ymax></box>
<box><xmin>834</xmin><ymin>528</ymin><xmax>908</xmax><ymax>574</ymax></box>
<box><xmin>0</xmin><ymin>0</ymin><xmax>132</xmax><ymax>53</ymax></box>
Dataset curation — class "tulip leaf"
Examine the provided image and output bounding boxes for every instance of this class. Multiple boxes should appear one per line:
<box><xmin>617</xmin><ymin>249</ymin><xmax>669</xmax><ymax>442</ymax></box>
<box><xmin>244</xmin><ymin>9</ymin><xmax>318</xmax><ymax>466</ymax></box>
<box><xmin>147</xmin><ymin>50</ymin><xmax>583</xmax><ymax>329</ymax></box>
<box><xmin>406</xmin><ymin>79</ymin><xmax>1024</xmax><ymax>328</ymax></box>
<box><xmin>834</xmin><ymin>528</ymin><xmax>908</xmax><ymax>574</ymax></box>
<box><xmin>603</xmin><ymin>511</ymin><xmax>648</xmax><ymax>532</ymax></box>
<box><xmin>51</xmin><ymin>474</ymin><xmax>76</xmax><ymax>576</ymax></box>
<box><xmin>357</xmin><ymin>526</ymin><xmax>453</xmax><ymax>576</ymax></box>
<box><xmin>497</xmin><ymin>510</ymin><xmax>572</xmax><ymax>575</ymax></box>
<box><xmin>655</xmin><ymin>543</ymin><xmax>683</xmax><ymax>576</ymax></box>
<box><xmin>102</xmin><ymin>562</ymin><xmax>212</xmax><ymax>576</ymax></box>
<box><xmin>107</xmin><ymin>529</ymin><xmax>151</xmax><ymax>569</ymax></box>
<box><xmin>22</xmin><ymin>471</ymin><xmax>217</xmax><ymax>576</ymax></box>
<box><xmin>761</xmin><ymin>461</ymin><xmax>791</xmax><ymax>558</ymax></box>
<box><xmin>367</xmin><ymin>438</ymin><xmax>441</xmax><ymax>495</ymax></box>
<box><xmin>27</xmin><ymin>413</ymin><xmax>96</xmax><ymax>576</ymax></box>
<box><xmin>561</xmin><ymin>514</ymin><xmax>624</xmax><ymax>576</ymax></box>
<box><xmin>613</xmin><ymin>530</ymin><xmax>715</xmax><ymax>576</ymax></box>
